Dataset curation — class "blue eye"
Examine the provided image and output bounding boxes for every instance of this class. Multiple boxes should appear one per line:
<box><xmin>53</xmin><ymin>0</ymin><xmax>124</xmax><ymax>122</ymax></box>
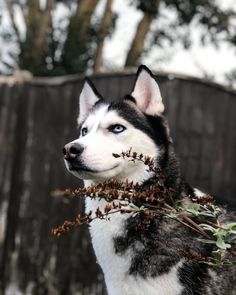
<box><xmin>81</xmin><ymin>127</ymin><xmax>88</xmax><ymax>136</ymax></box>
<box><xmin>109</xmin><ymin>124</ymin><xmax>126</xmax><ymax>134</ymax></box>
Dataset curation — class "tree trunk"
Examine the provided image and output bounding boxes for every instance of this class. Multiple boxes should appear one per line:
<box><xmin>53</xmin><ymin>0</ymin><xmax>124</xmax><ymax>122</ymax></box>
<box><xmin>62</xmin><ymin>0</ymin><xmax>100</xmax><ymax>73</ymax></box>
<box><xmin>125</xmin><ymin>0</ymin><xmax>160</xmax><ymax>67</ymax></box>
<box><xmin>19</xmin><ymin>0</ymin><xmax>54</xmax><ymax>74</ymax></box>
<box><xmin>28</xmin><ymin>0</ymin><xmax>54</xmax><ymax>61</ymax></box>
<box><xmin>26</xmin><ymin>0</ymin><xmax>41</xmax><ymax>27</ymax></box>
<box><xmin>76</xmin><ymin>0</ymin><xmax>100</xmax><ymax>41</ymax></box>
<box><xmin>94</xmin><ymin>0</ymin><xmax>113</xmax><ymax>73</ymax></box>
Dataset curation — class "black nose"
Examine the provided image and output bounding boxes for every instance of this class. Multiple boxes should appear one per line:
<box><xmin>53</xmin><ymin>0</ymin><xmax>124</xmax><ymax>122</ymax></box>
<box><xmin>63</xmin><ymin>142</ymin><xmax>84</xmax><ymax>160</ymax></box>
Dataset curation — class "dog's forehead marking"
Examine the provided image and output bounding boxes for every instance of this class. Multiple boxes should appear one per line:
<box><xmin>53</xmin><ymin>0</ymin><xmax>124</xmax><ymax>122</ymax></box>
<box><xmin>85</xmin><ymin>103</ymin><xmax>129</xmax><ymax>130</ymax></box>
<box><xmin>85</xmin><ymin>104</ymin><xmax>109</xmax><ymax>129</ymax></box>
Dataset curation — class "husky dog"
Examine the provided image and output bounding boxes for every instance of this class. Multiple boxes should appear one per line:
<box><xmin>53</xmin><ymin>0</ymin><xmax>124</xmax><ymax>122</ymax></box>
<box><xmin>63</xmin><ymin>66</ymin><xmax>236</xmax><ymax>295</ymax></box>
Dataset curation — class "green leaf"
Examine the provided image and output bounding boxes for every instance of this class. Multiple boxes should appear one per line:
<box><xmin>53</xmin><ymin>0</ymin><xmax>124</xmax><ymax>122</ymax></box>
<box><xmin>198</xmin><ymin>211</ymin><xmax>216</xmax><ymax>218</ymax></box>
<box><xmin>187</xmin><ymin>204</ymin><xmax>201</xmax><ymax>216</ymax></box>
<box><xmin>213</xmin><ymin>228</ymin><xmax>227</xmax><ymax>239</ymax></box>
<box><xmin>188</xmin><ymin>203</ymin><xmax>200</xmax><ymax>211</ymax></box>
<box><xmin>200</xmin><ymin>224</ymin><xmax>216</xmax><ymax>233</ymax></box>
<box><xmin>226</xmin><ymin>223</ymin><xmax>236</xmax><ymax>231</ymax></box>
<box><xmin>196</xmin><ymin>238</ymin><xmax>215</xmax><ymax>244</ymax></box>
<box><xmin>216</xmin><ymin>236</ymin><xmax>231</xmax><ymax>250</ymax></box>
<box><xmin>211</xmin><ymin>250</ymin><xmax>222</xmax><ymax>263</ymax></box>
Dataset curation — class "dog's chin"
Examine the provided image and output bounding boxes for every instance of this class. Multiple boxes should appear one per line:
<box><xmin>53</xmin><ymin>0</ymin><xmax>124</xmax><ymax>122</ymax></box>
<box><xmin>64</xmin><ymin>159</ymin><xmax>121</xmax><ymax>181</ymax></box>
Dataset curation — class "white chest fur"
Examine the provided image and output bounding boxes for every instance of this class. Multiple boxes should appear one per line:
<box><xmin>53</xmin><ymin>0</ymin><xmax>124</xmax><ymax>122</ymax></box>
<box><xmin>85</xmin><ymin>198</ymin><xmax>131</xmax><ymax>286</ymax></box>
<box><xmin>85</xmin><ymin>198</ymin><xmax>184</xmax><ymax>295</ymax></box>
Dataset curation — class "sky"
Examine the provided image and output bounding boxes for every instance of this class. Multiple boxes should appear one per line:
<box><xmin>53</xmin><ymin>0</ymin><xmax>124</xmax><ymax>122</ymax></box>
<box><xmin>0</xmin><ymin>0</ymin><xmax>236</xmax><ymax>88</ymax></box>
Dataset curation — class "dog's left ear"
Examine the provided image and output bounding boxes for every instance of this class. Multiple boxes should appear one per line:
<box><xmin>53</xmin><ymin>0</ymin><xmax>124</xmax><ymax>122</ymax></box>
<box><xmin>131</xmin><ymin>65</ymin><xmax>164</xmax><ymax>116</ymax></box>
<box><xmin>78</xmin><ymin>78</ymin><xmax>101</xmax><ymax>124</ymax></box>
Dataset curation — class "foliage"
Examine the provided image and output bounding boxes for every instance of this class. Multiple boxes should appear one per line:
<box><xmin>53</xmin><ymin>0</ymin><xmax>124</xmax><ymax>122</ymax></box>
<box><xmin>52</xmin><ymin>150</ymin><xmax>236</xmax><ymax>267</ymax></box>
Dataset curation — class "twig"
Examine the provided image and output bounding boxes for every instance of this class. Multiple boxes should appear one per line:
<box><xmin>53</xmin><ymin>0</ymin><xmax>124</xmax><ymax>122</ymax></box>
<box><xmin>182</xmin><ymin>214</ymin><xmax>212</xmax><ymax>239</ymax></box>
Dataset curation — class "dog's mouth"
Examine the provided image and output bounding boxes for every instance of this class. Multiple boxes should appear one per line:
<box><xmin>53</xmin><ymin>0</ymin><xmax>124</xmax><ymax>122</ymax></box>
<box><xmin>65</xmin><ymin>159</ymin><xmax>119</xmax><ymax>174</ymax></box>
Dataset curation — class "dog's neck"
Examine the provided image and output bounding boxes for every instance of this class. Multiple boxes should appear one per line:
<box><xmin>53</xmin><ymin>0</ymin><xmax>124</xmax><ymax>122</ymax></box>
<box><xmin>83</xmin><ymin>167</ymin><xmax>154</xmax><ymax>188</ymax></box>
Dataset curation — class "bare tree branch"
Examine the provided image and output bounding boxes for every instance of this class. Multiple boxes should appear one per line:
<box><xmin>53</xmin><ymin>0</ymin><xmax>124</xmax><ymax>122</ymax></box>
<box><xmin>75</xmin><ymin>0</ymin><xmax>100</xmax><ymax>41</ymax></box>
<box><xmin>18</xmin><ymin>0</ymin><xmax>54</xmax><ymax>72</ymax></box>
<box><xmin>30</xmin><ymin>0</ymin><xmax>54</xmax><ymax>59</ymax></box>
<box><xmin>62</xmin><ymin>0</ymin><xmax>100</xmax><ymax>73</ymax></box>
<box><xmin>125</xmin><ymin>0</ymin><xmax>160</xmax><ymax>67</ymax></box>
<box><xmin>94</xmin><ymin>0</ymin><xmax>113</xmax><ymax>73</ymax></box>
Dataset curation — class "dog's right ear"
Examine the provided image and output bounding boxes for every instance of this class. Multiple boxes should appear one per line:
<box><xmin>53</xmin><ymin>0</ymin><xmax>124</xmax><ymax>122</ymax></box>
<box><xmin>77</xmin><ymin>78</ymin><xmax>101</xmax><ymax>124</ymax></box>
<box><xmin>131</xmin><ymin>65</ymin><xmax>164</xmax><ymax>116</ymax></box>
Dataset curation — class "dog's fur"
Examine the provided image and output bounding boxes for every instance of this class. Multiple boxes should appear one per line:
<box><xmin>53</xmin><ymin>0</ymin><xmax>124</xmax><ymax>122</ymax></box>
<box><xmin>63</xmin><ymin>66</ymin><xmax>236</xmax><ymax>295</ymax></box>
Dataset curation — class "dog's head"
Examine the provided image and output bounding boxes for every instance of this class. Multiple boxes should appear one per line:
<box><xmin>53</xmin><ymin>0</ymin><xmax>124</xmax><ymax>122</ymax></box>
<box><xmin>63</xmin><ymin>65</ymin><xmax>171</xmax><ymax>183</ymax></box>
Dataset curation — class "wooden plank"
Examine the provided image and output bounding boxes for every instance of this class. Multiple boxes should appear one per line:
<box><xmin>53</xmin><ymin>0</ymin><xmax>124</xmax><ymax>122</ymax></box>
<box><xmin>0</xmin><ymin>84</ymin><xmax>30</xmax><ymax>291</ymax></box>
<box><xmin>0</xmin><ymin>84</ymin><xmax>19</xmax><ymax>271</ymax></box>
<box><xmin>221</xmin><ymin>95</ymin><xmax>236</xmax><ymax>205</ymax></box>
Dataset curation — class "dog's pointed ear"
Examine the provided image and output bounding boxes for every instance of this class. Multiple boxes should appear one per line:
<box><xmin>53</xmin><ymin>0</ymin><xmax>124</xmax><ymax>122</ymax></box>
<box><xmin>131</xmin><ymin>65</ymin><xmax>164</xmax><ymax>116</ymax></box>
<box><xmin>78</xmin><ymin>78</ymin><xmax>101</xmax><ymax>124</ymax></box>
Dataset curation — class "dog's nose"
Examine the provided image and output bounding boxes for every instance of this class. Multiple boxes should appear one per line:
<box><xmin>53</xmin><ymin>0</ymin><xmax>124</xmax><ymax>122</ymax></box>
<box><xmin>63</xmin><ymin>142</ymin><xmax>84</xmax><ymax>159</ymax></box>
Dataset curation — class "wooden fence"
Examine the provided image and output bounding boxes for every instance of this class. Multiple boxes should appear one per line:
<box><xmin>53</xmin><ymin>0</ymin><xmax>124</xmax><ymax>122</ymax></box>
<box><xmin>0</xmin><ymin>71</ymin><xmax>236</xmax><ymax>295</ymax></box>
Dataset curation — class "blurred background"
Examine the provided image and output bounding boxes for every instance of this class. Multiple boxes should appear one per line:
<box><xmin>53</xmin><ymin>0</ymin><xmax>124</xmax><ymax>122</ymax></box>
<box><xmin>0</xmin><ymin>0</ymin><xmax>236</xmax><ymax>84</ymax></box>
<box><xmin>0</xmin><ymin>0</ymin><xmax>236</xmax><ymax>294</ymax></box>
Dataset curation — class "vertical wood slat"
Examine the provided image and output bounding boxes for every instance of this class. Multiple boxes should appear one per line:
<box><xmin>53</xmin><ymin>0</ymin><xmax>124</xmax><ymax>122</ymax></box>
<box><xmin>0</xmin><ymin>84</ymin><xmax>30</xmax><ymax>291</ymax></box>
<box><xmin>0</xmin><ymin>72</ymin><xmax>235</xmax><ymax>294</ymax></box>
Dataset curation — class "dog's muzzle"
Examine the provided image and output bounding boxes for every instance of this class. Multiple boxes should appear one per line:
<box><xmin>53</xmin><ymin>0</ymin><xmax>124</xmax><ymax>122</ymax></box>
<box><xmin>63</xmin><ymin>142</ymin><xmax>84</xmax><ymax>160</ymax></box>
<box><xmin>63</xmin><ymin>142</ymin><xmax>86</xmax><ymax>172</ymax></box>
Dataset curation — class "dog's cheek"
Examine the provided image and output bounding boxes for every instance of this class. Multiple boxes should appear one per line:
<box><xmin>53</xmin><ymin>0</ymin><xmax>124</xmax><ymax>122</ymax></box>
<box><xmin>82</xmin><ymin>143</ymin><xmax>121</xmax><ymax>169</ymax></box>
<box><xmin>118</xmin><ymin>131</ymin><xmax>158</xmax><ymax>159</ymax></box>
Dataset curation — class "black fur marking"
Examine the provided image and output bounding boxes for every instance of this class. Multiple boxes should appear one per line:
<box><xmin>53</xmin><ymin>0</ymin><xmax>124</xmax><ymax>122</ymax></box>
<box><xmin>114</xmin><ymin>214</ymin><xmax>182</xmax><ymax>277</ymax></box>
<box><xmin>178</xmin><ymin>262</ymin><xmax>209</xmax><ymax>295</ymax></box>
<box><xmin>114</xmin><ymin>212</ymin><xmax>214</xmax><ymax>279</ymax></box>
<box><xmin>108</xmin><ymin>102</ymin><xmax>152</xmax><ymax>136</ymax></box>
<box><xmin>84</xmin><ymin>77</ymin><xmax>104</xmax><ymax>100</ymax></box>
<box><xmin>123</xmin><ymin>94</ymin><xmax>136</xmax><ymax>103</ymax></box>
<box><xmin>109</xmin><ymin>100</ymin><xmax>188</xmax><ymax>197</ymax></box>
<box><xmin>108</xmin><ymin>101</ymin><xmax>169</xmax><ymax>154</ymax></box>
<box><xmin>136</xmin><ymin>65</ymin><xmax>156</xmax><ymax>78</ymax></box>
<box><xmin>145</xmin><ymin>115</ymin><xmax>170</xmax><ymax>169</ymax></box>
<box><xmin>127</xmin><ymin>217</ymin><xmax>181</xmax><ymax>277</ymax></box>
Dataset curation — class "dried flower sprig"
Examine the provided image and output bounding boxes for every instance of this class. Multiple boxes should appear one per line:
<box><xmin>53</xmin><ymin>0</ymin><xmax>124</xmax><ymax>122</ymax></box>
<box><xmin>52</xmin><ymin>202</ymin><xmax>144</xmax><ymax>236</ymax></box>
<box><xmin>52</xmin><ymin>150</ymin><xmax>236</xmax><ymax>266</ymax></box>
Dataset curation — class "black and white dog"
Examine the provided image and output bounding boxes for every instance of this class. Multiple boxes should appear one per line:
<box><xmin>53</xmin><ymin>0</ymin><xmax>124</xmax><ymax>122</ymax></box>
<box><xmin>63</xmin><ymin>66</ymin><xmax>236</xmax><ymax>295</ymax></box>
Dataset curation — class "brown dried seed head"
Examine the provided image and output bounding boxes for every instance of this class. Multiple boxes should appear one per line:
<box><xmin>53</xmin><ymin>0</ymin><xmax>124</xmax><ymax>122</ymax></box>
<box><xmin>132</xmin><ymin>152</ymin><xmax>137</xmax><ymax>158</ymax></box>
<box><xmin>105</xmin><ymin>203</ymin><xmax>113</xmax><ymax>213</ymax></box>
